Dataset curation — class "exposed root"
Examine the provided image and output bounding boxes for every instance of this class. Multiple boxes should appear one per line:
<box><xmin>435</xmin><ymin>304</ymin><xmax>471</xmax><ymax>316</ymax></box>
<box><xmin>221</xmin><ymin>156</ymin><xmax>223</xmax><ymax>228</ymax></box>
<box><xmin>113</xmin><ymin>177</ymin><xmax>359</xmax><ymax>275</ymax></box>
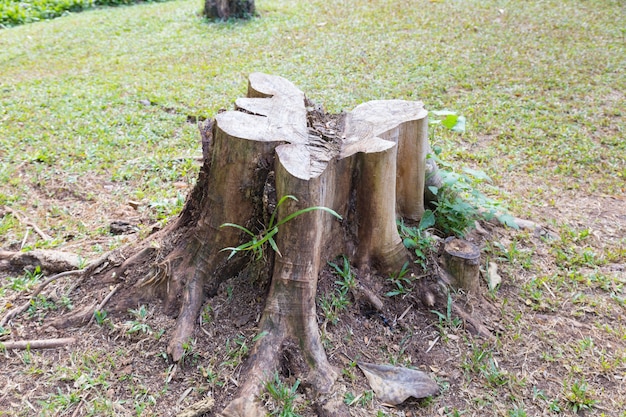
<box><xmin>167</xmin><ymin>268</ymin><xmax>206</xmax><ymax>362</ymax></box>
<box><xmin>451</xmin><ymin>303</ymin><xmax>495</xmax><ymax>341</ymax></box>
<box><xmin>177</xmin><ymin>396</ymin><xmax>215</xmax><ymax>417</ymax></box>
<box><xmin>49</xmin><ymin>303</ymin><xmax>97</xmax><ymax>329</ymax></box>
<box><xmin>137</xmin><ymin>260</ymin><xmax>171</xmax><ymax>288</ymax></box>
<box><xmin>221</xmin><ymin>311</ymin><xmax>340</xmax><ymax>417</ymax></box>
<box><xmin>87</xmin><ymin>284</ymin><xmax>121</xmax><ymax>326</ymax></box>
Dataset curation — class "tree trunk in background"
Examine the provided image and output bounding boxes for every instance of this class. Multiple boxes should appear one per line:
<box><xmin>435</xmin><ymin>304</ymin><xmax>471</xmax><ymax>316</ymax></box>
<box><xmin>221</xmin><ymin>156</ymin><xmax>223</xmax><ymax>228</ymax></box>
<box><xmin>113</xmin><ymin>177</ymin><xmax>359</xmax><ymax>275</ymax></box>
<box><xmin>204</xmin><ymin>0</ymin><xmax>255</xmax><ymax>20</ymax></box>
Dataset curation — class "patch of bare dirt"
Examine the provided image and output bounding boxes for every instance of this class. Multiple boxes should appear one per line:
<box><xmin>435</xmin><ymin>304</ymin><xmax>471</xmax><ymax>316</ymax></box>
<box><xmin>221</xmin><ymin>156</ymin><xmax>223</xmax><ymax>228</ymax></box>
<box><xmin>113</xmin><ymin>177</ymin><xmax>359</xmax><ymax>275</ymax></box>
<box><xmin>1</xmin><ymin>188</ymin><xmax>626</xmax><ymax>416</ymax></box>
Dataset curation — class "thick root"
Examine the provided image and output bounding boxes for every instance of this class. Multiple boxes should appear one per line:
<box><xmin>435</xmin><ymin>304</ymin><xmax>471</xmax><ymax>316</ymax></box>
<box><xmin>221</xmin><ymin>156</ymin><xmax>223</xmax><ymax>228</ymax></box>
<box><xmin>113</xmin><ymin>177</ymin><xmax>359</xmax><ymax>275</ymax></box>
<box><xmin>167</xmin><ymin>269</ymin><xmax>206</xmax><ymax>362</ymax></box>
<box><xmin>221</xmin><ymin>313</ymin><xmax>340</xmax><ymax>417</ymax></box>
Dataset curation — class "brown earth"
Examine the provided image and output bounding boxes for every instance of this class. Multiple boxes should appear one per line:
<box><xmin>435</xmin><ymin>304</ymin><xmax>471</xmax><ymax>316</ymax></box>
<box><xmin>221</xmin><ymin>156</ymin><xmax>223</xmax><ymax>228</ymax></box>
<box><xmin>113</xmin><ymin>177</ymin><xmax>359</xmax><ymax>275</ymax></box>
<box><xmin>1</xmin><ymin>167</ymin><xmax>625</xmax><ymax>416</ymax></box>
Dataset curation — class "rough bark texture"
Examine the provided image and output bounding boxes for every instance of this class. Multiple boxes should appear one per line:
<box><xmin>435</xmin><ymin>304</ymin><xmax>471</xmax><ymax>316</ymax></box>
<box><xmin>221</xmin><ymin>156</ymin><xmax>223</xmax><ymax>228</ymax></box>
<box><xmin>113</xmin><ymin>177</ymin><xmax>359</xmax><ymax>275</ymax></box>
<box><xmin>68</xmin><ymin>73</ymin><xmax>430</xmax><ymax>416</ymax></box>
<box><xmin>441</xmin><ymin>237</ymin><xmax>481</xmax><ymax>293</ymax></box>
<box><xmin>204</xmin><ymin>0</ymin><xmax>255</xmax><ymax>20</ymax></box>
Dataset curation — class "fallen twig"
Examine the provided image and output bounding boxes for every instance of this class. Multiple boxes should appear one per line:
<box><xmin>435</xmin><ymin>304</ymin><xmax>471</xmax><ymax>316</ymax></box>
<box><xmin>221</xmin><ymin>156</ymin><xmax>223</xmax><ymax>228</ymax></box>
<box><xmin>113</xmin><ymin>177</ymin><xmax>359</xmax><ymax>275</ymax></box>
<box><xmin>0</xmin><ymin>269</ymin><xmax>83</xmax><ymax>327</ymax></box>
<box><xmin>451</xmin><ymin>303</ymin><xmax>495</xmax><ymax>341</ymax></box>
<box><xmin>0</xmin><ymin>337</ymin><xmax>76</xmax><ymax>350</ymax></box>
<box><xmin>177</xmin><ymin>396</ymin><xmax>215</xmax><ymax>417</ymax></box>
<box><xmin>3</xmin><ymin>206</ymin><xmax>52</xmax><ymax>241</ymax></box>
<box><xmin>88</xmin><ymin>284</ymin><xmax>120</xmax><ymax>325</ymax></box>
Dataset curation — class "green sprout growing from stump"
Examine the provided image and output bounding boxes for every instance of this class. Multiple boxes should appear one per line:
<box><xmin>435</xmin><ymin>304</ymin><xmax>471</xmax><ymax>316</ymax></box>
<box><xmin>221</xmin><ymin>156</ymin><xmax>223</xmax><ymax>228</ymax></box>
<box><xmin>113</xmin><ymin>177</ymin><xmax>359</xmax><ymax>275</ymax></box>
<box><xmin>221</xmin><ymin>195</ymin><xmax>342</xmax><ymax>260</ymax></box>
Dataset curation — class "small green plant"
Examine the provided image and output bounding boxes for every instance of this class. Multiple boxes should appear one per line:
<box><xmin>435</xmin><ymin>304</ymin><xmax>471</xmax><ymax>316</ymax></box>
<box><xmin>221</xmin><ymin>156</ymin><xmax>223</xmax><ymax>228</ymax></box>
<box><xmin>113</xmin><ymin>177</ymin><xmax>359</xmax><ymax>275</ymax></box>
<box><xmin>328</xmin><ymin>256</ymin><xmax>356</xmax><ymax>292</ymax></box>
<box><xmin>429</xmin><ymin>156</ymin><xmax>518</xmax><ymax>236</ymax></box>
<box><xmin>6</xmin><ymin>266</ymin><xmax>43</xmax><ymax>292</ymax></box>
<box><xmin>179</xmin><ymin>338</ymin><xmax>196</xmax><ymax>366</ymax></box>
<box><xmin>343</xmin><ymin>390</ymin><xmax>374</xmax><ymax>407</ymax></box>
<box><xmin>93</xmin><ymin>309</ymin><xmax>108</xmax><ymax>325</ymax></box>
<box><xmin>507</xmin><ymin>405</ymin><xmax>527</xmax><ymax>417</ymax></box>
<box><xmin>385</xmin><ymin>261</ymin><xmax>412</xmax><ymax>297</ymax></box>
<box><xmin>398</xmin><ymin>214</ymin><xmax>436</xmax><ymax>269</ymax></box>
<box><xmin>563</xmin><ymin>378</ymin><xmax>597</xmax><ymax>412</ymax></box>
<box><xmin>318</xmin><ymin>256</ymin><xmax>355</xmax><ymax>325</ymax></box>
<box><xmin>221</xmin><ymin>195</ymin><xmax>341</xmax><ymax>260</ymax></box>
<box><xmin>200</xmin><ymin>303</ymin><xmax>213</xmax><ymax>325</ymax></box>
<box><xmin>431</xmin><ymin>291</ymin><xmax>462</xmax><ymax>331</ymax></box>
<box><xmin>318</xmin><ymin>290</ymin><xmax>350</xmax><ymax>325</ymax></box>
<box><xmin>220</xmin><ymin>334</ymin><xmax>248</xmax><ymax>368</ymax></box>
<box><xmin>124</xmin><ymin>305</ymin><xmax>153</xmax><ymax>335</ymax></box>
<box><xmin>263</xmin><ymin>372</ymin><xmax>302</xmax><ymax>417</ymax></box>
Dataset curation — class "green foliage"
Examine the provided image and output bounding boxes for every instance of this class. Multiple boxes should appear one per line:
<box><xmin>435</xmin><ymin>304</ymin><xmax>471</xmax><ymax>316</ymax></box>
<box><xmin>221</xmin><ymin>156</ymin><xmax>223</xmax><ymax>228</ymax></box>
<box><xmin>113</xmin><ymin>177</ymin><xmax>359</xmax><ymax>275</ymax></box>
<box><xmin>93</xmin><ymin>309</ymin><xmax>108</xmax><ymax>326</ymax></box>
<box><xmin>318</xmin><ymin>256</ymin><xmax>356</xmax><ymax>325</ymax></box>
<box><xmin>263</xmin><ymin>372</ymin><xmax>302</xmax><ymax>417</ymax></box>
<box><xmin>124</xmin><ymin>305</ymin><xmax>153</xmax><ymax>335</ymax></box>
<box><xmin>0</xmin><ymin>0</ymin><xmax>170</xmax><ymax>27</ymax></box>
<box><xmin>431</xmin><ymin>291</ymin><xmax>462</xmax><ymax>332</ymax></box>
<box><xmin>385</xmin><ymin>262</ymin><xmax>412</xmax><ymax>297</ymax></box>
<box><xmin>428</xmin><ymin>151</ymin><xmax>518</xmax><ymax>237</ymax></box>
<box><xmin>328</xmin><ymin>255</ymin><xmax>356</xmax><ymax>292</ymax></box>
<box><xmin>430</xmin><ymin>110</ymin><xmax>466</xmax><ymax>134</ymax></box>
<box><xmin>398</xmin><ymin>216</ymin><xmax>435</xmax><ymax>269</ymax></box>
<box><xmin>318</xmin><ymin>289</ymin><xmax>350</xmax><ymax>325</ymax></box>
<box><xmin>563</xmin><ymin>378</ymin><xmax>597</xmax><ymax>412</ymax></box>
<box><xmin>221</xmin><ymin>195</ymin><xmax>341</xmax><ymax>261</ymax></box>
<box><xmin>344</xmin><ymin>390</ymin><xmax>374</xmax><ymax>407</ymax></box>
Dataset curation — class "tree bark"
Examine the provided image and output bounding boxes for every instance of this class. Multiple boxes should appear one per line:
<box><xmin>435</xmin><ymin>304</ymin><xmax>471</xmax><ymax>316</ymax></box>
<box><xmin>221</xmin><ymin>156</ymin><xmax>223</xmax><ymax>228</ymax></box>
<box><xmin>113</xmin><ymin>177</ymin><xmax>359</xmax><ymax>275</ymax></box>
<box><xmin>204</xmin><ymin>0</ymin><xmax>255</xmax><ymax>20</ymax></box>
<box><xmin>441</xmin><ymin>237</ymin><xmax>481</xmax><ymax>293</ymax></box>
<box><xmin>68</xmin><ymin>73</ymin><xmax>430</xmax><ymax>416</ymax></box>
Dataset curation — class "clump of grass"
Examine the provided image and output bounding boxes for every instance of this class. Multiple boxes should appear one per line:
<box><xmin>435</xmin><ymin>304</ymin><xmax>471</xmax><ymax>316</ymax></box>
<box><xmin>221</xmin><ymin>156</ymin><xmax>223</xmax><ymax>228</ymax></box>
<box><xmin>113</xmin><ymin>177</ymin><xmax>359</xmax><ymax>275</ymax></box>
<box><xmin>262</xmin><ymin>372</ymin><xmax>302</xmax><ymax>417</ymax></box>
<box><xmin>318</xmin><ymin>256</ymin><xmax>355</xmax><ymax>325</ymax></box>
<box><xmin>221</xmin><ymin>195</ymin><xmax>341</xmax><ymax>261</ymax></box>
<box><xmin>563</xmin><ymin>378</ymin><xmax>597</xmax><ymax>413</ymax></box>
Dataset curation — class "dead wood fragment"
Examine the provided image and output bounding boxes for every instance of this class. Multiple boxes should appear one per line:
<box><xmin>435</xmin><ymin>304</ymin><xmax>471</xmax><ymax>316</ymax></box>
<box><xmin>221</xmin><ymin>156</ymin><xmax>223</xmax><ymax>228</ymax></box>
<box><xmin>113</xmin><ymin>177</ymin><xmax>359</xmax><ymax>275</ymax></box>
<box><xmin>0</xmin><ymin>269</ymin><xmax>83</xmax><ymax>327</ymax></box>
<box><xmin>0</xmin><ymin>337</ymin><xmax>76</xmax><ymax>350</ymax></box>
<box><xmin>354</xmin><ymin>283</ymin><xmax>384</xmax><ymax>311</ymax></box>
<box><xmin>3</xmin><ymin>206</ymin><xmax>52</xmax><ymax>241</ymax></box>
<box><xmin>451</xmin><ymin>303</ymin><xmax>495</xmax><ymax>341</ymax></box>
<box><xmin>441</xmin><ymin>238</ymin><xmax>481</xmax><ymax>293</ymax></box>
<box><xmin>0</xmin><ymin>249</ymin><xmax>83</xmax><ymax>274</ymax></box>
<box><xmin>177</xmin><ymin>396</ymin><xmax>215</xmax><ymax>417</ymax></box>
<box><xmin>88</xmin><ymin>284</ymin><xmax>121</xmax><ymax>325</ymax></box>
<box><xmin>49</xmin><ymin>303</ymin><xmax>97</xmax><ymax>329</ymax></box>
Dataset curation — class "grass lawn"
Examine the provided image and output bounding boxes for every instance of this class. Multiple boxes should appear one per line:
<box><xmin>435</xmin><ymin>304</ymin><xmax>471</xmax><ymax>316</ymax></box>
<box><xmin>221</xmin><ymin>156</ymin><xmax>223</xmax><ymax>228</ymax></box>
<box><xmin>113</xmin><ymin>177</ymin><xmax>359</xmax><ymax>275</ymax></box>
<box><xmin>1</xmin><ymin>0</ymin><xmax>625</xmax><ymax>415</ymax></box>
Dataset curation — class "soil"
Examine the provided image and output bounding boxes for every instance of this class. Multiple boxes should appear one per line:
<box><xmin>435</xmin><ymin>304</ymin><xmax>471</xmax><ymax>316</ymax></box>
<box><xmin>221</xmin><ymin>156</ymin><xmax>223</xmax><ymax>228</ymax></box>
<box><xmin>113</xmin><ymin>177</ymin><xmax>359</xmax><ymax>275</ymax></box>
<box><xmin>1</xmin><ymin>173</ymin><xmax>625</xmax><ymax>416</ymax></box>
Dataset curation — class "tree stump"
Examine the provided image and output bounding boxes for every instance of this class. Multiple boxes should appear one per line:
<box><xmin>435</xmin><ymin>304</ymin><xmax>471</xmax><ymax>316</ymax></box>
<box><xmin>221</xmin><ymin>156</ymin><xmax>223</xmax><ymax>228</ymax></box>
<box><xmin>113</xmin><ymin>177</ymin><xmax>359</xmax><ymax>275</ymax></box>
<box><xmin>204</xmin><ymin>0</ymin><xmax>255</xmax><ymax>20</ymax></box>
<box><xmin>70</xmin><ymin>73</ymin><xmax>430</xmax><ymax>416</ymax></box>
<box><xmin>441</xmin><ymin>237</ymin><xmax>481</xmax><ymax>293</ymax></box>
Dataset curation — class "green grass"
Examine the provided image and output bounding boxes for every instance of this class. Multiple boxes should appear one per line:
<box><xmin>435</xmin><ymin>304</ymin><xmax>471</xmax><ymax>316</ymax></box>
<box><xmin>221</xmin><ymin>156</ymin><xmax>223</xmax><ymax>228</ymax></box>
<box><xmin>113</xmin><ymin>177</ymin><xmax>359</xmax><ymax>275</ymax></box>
<box><xmin>1</xmin><ymin>0</ymin><xmax>625</xmax><ymax>415</ymax></box>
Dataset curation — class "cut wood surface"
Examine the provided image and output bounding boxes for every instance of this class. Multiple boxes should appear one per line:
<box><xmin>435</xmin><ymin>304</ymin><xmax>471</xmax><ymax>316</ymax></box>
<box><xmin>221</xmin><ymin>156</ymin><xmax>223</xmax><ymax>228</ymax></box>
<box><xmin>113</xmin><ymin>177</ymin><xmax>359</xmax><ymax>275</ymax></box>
<box><xmin>442</xmin><ymin>237</ymin><xmax>481</xmax><ymax>293</ymax></box>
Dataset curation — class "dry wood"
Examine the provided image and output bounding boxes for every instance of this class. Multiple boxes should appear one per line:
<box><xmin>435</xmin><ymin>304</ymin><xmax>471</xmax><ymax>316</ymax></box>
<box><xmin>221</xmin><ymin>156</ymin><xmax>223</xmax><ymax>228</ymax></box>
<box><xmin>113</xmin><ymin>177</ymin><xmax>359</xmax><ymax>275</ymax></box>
<box><xmin>0</xmin><ymin>337</ymin><xmax>76</xmax><ymax>350</ymax></box>
<box><xmin>3</xmin><ymin>206</ymin><xmax>52</xmax><ymax>241</ymax></box>
<box><xmin>441</xmin><ymin>237</ymin><xmax>481</xmax><ymax>293</ymax></box>
<box><xmin>0</xmin><ymin>269</ymin><xmax>83</xmax><ymax>327</ymax></box>
<box><xmin>177</xmin><ymin>396</ymin><xmax>215</xmax><ymax>417</ymax></box>
<box><xmin>0</xmin><ymin>249</ymin><xmax>82</xmax><ymax>274</ymax></box>
<box><xmin>47</xmin><ymin>73</ymin><xmax>433</xmax><ymax>417</ymax></box>
<box><xmin>88</xmin><ymin>284</ymin><xmax>121</xmax><ymax>325</ymax></box>
<box><xmin>451</xmin><ymin>304</ymin><xmax>495</xmax><ymax>341</ymax></box>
